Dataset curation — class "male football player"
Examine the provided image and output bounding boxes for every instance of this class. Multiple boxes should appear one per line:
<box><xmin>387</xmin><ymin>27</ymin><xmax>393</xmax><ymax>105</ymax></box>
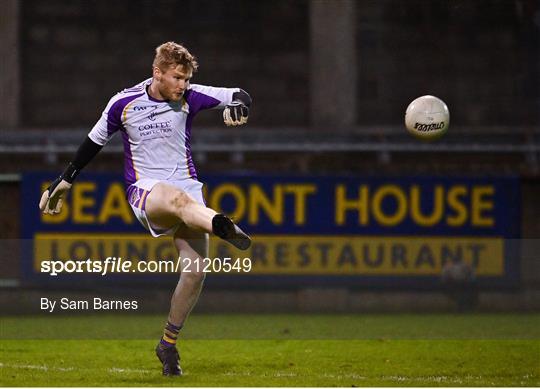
<box><xmin>39</xmin><ymin>41</ymin><xmax>252</xmax><ymax>376</ymax></box>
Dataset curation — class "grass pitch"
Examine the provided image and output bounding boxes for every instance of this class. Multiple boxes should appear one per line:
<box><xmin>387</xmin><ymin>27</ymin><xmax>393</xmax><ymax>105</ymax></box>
<box><xmin>1</xmin><ymin>313</ymin><xmax>539</xmax><ymax>386</ymax></box>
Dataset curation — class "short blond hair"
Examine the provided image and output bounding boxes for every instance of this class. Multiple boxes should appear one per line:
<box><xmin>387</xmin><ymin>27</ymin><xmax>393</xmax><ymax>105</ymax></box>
<box><xmin>153</xmin><ymin>41</ymin><xmax>198</xmax><ymax>72</ymax></box>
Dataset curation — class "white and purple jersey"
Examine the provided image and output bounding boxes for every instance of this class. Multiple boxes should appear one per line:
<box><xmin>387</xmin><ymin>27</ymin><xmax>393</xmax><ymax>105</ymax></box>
<box><xmin>88</xmin><ymin>78</ymin><xmax>238</xmax><ymax>185</ymax></box>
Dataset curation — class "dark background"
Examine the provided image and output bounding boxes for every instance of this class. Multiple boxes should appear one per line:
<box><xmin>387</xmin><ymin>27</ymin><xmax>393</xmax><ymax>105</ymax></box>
<box><xmin>17</xmin><ymin>0</ymin><xmax>539</xmax><ymax>127</ymax></box>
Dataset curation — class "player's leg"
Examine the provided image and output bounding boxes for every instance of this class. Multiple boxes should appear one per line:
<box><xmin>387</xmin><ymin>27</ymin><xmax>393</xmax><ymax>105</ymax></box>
<box><xmin>168</xmin><ymin>227</ymin><xmax>208</xmax><ymax>327</ymax></box>
<box><xmin>145</xmin><ymin>182</ymin><xmax>250</xmax><ymax>249</ymax></box>
<box><xmin>156</xmin><ymin>226</ymin><xmax>207</xmax><ymax>377</ymax></box>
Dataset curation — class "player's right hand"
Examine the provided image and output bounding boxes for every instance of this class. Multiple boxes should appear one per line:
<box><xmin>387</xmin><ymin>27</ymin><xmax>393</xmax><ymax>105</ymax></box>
<box><xmin>39</xmin><ymin>178</ymin><xmax>72</xmax><ymax>214</ymax></box>
<box><xmin>223</xmin><ymin>102</ymin><xmax>249</xmax><ymax>126</ymax></box>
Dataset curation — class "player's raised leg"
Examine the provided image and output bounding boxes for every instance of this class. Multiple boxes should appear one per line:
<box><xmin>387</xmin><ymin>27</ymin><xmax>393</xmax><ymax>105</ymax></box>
<box><xmin>144</xmin><ymin>182</ymin><xmax>251</xmax><ymax>249</ymax></box>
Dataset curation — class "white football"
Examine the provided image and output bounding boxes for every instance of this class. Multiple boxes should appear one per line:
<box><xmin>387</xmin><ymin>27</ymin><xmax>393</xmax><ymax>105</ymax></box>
<box><xmin>405</xmin><ymin>95</ymin><xmax>450</xmax><ymax>140</ymax></box>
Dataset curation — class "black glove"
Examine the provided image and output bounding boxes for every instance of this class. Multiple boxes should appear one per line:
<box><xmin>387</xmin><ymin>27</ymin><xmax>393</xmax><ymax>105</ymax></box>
<box><xmin>223</xmin><ymin>102</ymin><xmax>249</xmax><ymax>126</ymax></box>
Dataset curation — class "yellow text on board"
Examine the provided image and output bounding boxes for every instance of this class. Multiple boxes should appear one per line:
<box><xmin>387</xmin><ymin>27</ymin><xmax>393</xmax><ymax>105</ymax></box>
<box><xmin>41</xmin><ymin>181</ymin><xmax>496</xmax><ymax>229</ymax></box>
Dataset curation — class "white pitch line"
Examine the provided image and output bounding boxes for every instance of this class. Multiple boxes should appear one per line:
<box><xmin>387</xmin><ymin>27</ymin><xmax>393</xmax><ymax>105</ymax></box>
<box><xmin>0</xmin><ymin>363</ymin><xmax>74</xmax><ymax>372</ymax></box>
<box><xmin>0</xmin><ymin>363</ymin><xmax>151</xmax><ymax>375</ymax></box>
<box><xmin>223</xmin><ymin>371</ymin><xmax>252</xmax><ymax>377</ymax></box>
<box><xmin>108</xmin><ymin>367</ymin><xmax>154</xmax><ymax>374</ymax></box>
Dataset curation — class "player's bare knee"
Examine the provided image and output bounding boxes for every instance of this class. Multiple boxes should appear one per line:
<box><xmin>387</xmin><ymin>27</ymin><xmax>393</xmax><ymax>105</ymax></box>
<box><xmin>170</xmin><ymin>190</ymin><xmax>195</xmax><ymax>215</ymax></box>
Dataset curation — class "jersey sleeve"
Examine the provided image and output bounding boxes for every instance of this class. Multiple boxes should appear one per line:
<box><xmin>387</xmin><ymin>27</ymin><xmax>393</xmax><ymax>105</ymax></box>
<box><xmin>87</xmin><ymin>95</ymin><xmax>123</xmax><ymax>146</ymax></box>
<box><xmin>186</xmin><ymin>84</ymin><xmax>239</xmax><ymax>113</ymax></box>
<box><xmin>88</xmin><ymin>92</ymin><xmax>144</xmax><ymax>145</ymax></box>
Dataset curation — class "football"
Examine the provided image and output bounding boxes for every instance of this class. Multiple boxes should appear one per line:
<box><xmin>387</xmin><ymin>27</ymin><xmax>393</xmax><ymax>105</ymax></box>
<box><xmin>405</xmin><ymin>95</ymin><xmax>450</xmax><ymax>140</ymax></box>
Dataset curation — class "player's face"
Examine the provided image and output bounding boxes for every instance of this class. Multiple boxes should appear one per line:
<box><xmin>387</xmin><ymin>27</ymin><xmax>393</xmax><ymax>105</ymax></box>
<box><xmin>154</xmin><ymin>65</ymin><xmax>192</xmax><ymax>102</ymax></box>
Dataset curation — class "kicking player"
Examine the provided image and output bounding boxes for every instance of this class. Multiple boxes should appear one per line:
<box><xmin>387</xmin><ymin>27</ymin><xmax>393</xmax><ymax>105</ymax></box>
<box><xmin>39</xmin><ymin>41</ymin><xmax>252</xmax><ymax>376</ymax></box>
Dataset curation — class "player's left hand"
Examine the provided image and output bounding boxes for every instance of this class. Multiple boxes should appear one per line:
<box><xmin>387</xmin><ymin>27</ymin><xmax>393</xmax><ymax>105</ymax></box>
<box><xmin>223</xmin><ymin>102</ymin><xmax>249</xmax><ymax>126</ymax></box>
<box><xmin>39</xmin><ymin>178</ymin><xmax>72</xmax><ymax>214</ymax></box>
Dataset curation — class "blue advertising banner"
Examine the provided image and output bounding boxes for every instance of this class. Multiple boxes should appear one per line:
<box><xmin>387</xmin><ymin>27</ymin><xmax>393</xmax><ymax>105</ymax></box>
<box><xmin>21</xmin><ymin>172</ymin><xmax>521</xmax><ymax>288</ymax></box>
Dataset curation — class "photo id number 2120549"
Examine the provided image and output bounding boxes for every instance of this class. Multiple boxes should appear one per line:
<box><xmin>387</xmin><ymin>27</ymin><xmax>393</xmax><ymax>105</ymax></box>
<box><xmin>181</xmin><ymin>257</ymin><xmax>252</xmax><ymax>273</ymax></box>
